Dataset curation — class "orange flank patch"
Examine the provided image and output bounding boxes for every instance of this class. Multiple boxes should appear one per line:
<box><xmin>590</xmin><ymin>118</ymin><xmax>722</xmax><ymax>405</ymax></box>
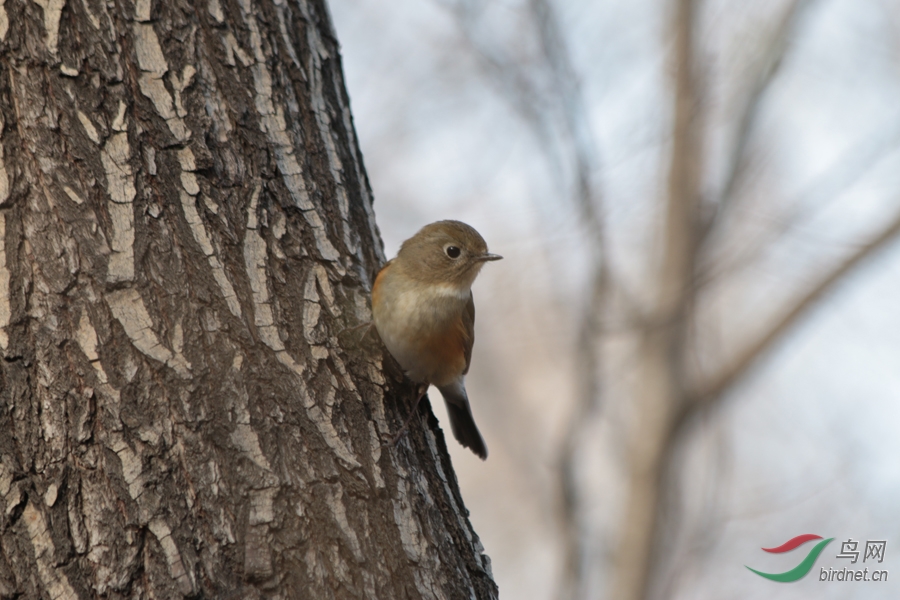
<box><xmin>371</xmin><ymin>262</ymin><xmax>391</xmax><ymax>308</ymax></box>
<box><xmin>416</xmin><ymin>316</ymin><xmax>468</xmax><ymax>386</ymax></box>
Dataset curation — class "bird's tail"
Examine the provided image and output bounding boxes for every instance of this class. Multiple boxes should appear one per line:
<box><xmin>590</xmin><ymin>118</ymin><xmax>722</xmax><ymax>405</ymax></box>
<box><xmin>438</xmin><ymin>380</ymin><xmax>488</xmax><ymax>460</ymax></box>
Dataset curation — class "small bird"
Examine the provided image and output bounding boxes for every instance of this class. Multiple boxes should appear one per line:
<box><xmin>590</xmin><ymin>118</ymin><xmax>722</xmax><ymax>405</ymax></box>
<box><xmin>371</xmin><ymin>220</ymin><xmax>502</xmax><ymax>460</ymax></box>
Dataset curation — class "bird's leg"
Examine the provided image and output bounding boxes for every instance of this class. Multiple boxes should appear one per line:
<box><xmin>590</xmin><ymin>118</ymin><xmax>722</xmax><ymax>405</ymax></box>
<box><xmin>389</xmin><ymin>383</ymin><xmax>429</xmax><ymax>446</ymax></box>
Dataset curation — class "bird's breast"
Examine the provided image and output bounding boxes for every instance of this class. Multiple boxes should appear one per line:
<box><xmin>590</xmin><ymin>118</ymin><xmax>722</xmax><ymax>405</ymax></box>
<box><xmin>372</xmin><ymin>270</ymin><xmax>470</xmax><ymax>386</ymax></box>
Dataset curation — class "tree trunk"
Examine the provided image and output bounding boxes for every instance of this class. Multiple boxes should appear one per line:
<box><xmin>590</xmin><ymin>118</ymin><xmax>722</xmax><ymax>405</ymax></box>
<box><xmin>0</xmin><ymin>1</ymin><xmax>496</xmax><ymax>599</ymax></box>
<box><xmin>610</xmin><ymin>0</ymin><xmax>699</xmax><ymax>598</ymax></box>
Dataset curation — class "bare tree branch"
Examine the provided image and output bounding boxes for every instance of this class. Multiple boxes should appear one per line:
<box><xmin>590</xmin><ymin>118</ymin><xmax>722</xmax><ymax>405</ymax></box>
<box><xmin>523</xmin><ymin>3</ymin><xmax>609</xmax><ymax>598</ymax></box>
<box><xmin>609</xmin><ymin>3</ymin><xmax>703</xmax><ymax>600</ymax></box>
<box><xmin>721</xmin><ymin>0</ymin><xmax>808</xmax><ymax>200</ymax></box>
<box><xmin>661</xmin><ymin>0</ymin><xmax>702</xmax><ymax>316</ymax></box>
<box><xmin>697</xmin><ymin>123</ymin><xmax>900</xmax><ymax>287</ymax></box>
<box><xmin>701</xmin><ymin>0</ymin><xmax>813</xmax><ymax>240</ymax></box>
<box><xmin>696</xmin><ymin>208</ymin><xmax>900</xmax><ymax>403</ymax></box>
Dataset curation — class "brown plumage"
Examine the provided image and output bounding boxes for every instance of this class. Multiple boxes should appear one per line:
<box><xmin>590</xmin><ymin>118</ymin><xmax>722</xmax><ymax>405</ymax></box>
<box><xmin>371</xmin><ymin>221</ymin><xmax>501</xmax><ymax>459</ymax></box>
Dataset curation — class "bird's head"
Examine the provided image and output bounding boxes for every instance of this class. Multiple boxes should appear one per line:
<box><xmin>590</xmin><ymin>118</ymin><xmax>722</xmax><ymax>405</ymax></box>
<box><xmin>396</xmin><ymin>220</ymin><xmax>502</xmax><ymax>291</ymax></box>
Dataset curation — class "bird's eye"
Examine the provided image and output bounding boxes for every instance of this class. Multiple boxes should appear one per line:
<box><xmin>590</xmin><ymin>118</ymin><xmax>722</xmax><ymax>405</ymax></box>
<box><xmin>445</xmin><ymin>245</ymin><xmax>461</xmax><ymax>259</ymax></box>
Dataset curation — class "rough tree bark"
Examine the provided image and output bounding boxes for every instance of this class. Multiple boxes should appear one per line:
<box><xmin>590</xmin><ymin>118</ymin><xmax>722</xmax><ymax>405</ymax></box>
<box><xmin>0</xmin><ymin>1</ymin><xmax>497</xmax><ymax>599</ymax></box>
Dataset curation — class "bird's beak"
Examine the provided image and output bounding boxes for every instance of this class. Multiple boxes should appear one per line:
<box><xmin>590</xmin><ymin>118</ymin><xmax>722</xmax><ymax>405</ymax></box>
<box><xmin>478</xmin><ymin>253</ymin><xmax>503</xmax><ymax>262</ymax></box>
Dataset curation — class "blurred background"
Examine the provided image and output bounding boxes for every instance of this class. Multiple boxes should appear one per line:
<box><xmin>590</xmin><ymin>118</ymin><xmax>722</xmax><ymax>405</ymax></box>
<box><xmin>329</xmin><ymin>0</ymin><xmax>900</xmax><ymax>598</ymax></box>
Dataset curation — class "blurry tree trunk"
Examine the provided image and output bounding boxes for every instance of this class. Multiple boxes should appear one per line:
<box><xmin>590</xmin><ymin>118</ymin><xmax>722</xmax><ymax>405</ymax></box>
<box><xmin>442</xmin><ymin>0</ymin><xmax>900</xmax><ymax>598</ymax></box>
<box><xmin>610</xmin><ymin>1</ymin><xmax>699</xmax><ymax>598</ymax></box>
<box><xmin>609</xmin><ymin>1</ymin><xmax>900</xmax><ymax>599</ymax></box>
<box><xmin>0</xmin><ymin>1</ymin><xmax>496</xmax><ymax>599</ymax></box>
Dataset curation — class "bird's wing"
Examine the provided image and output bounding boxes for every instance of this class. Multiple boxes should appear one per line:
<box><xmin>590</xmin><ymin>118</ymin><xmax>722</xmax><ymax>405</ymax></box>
<box><xmin>461</xmin><ymin>291</ymin><xmax>475</xmax><ymax>375</ymax></box>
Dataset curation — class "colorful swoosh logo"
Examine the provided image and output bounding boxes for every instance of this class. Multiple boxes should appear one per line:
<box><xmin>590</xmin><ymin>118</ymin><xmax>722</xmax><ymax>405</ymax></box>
<box><xmin>746</xmin><ymin>534</ymin><xmax>834</xmax><ymax>582</ymax></box>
